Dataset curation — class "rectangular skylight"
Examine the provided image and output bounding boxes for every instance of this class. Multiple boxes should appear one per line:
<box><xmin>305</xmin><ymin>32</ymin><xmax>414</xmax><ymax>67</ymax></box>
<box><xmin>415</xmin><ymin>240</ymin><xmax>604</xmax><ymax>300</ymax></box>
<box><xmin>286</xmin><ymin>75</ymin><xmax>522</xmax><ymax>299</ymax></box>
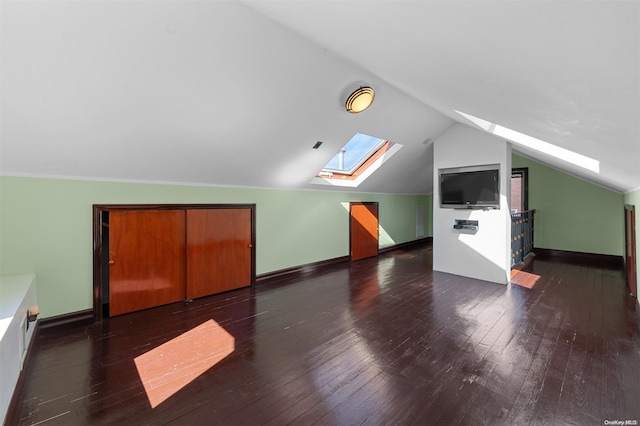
<box><xmin>321</xmin><ymin>133</ymin><xmax>386</xmax><ymax>175</ymax></box>
<box><xmin>311</xmin><ymin>132</ymin><xmax>402</xmax><ymax>188</ymax></box>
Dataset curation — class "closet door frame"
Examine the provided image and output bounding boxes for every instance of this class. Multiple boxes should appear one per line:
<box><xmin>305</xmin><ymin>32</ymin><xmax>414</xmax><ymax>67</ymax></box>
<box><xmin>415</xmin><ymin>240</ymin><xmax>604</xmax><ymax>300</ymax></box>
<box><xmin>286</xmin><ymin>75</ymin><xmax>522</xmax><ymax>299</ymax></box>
<box><xmin>92</xmin><ymin>204</ymin><xmax>256</xmax><ymax>322</ymax></box>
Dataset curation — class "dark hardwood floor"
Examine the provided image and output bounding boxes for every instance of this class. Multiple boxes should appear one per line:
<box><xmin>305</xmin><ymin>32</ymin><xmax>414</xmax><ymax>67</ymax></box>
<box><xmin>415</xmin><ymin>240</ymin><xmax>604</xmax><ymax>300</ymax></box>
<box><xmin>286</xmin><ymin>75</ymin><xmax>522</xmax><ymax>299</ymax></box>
<box><xmin>8</xmin><ymin>244</ymin><xmax>640</xmax><ymax>425</ymax></box>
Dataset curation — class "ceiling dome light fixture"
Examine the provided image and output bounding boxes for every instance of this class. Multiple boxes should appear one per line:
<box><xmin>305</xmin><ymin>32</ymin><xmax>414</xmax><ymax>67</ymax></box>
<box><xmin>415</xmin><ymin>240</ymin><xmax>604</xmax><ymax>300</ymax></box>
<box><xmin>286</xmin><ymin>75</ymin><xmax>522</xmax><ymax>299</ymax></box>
<box><xmin>345</xmin><ymin>86</ymin><xmax>375</xmax><ymax>113</ymax></box>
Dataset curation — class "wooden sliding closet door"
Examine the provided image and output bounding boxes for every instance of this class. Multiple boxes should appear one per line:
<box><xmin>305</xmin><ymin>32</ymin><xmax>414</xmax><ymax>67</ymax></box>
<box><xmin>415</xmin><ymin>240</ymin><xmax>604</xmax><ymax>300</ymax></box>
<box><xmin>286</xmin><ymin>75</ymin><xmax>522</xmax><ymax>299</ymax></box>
<box><xmin>186</xmin><ymin>208</ymin><xmax>252</xmax><ymax>299</ymax></box>
<box><xmin>109</xmin><ymin>210</ymin><xmax>186</xmax><ymax>316</ymax></box>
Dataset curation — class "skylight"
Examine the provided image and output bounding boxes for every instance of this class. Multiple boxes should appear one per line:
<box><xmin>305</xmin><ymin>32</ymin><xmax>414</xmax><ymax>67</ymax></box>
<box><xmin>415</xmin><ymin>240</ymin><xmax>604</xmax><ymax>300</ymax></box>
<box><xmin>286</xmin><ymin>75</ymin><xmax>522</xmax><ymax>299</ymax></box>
<box><xmin>311</xmin><ymin>132</ymin><xmax>403</xmax><ymax>188</ymax></box>
<box><xmin>321</xmin><ymin>133</ymin><xmax>387</xmax><ymax>175</ymax></box>
<box><xmin>456</xmin><ymin>110</ymin><xmax>600</xmax><ymax>173</ymax></box>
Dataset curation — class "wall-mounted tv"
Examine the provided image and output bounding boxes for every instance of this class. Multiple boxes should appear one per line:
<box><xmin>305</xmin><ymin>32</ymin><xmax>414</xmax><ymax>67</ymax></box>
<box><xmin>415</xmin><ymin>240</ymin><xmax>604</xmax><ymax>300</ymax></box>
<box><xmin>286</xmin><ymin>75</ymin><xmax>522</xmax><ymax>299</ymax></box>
<box><xmin>439</xmin><ymin>164</ymin><xmax>500</xmax><ymax>209</ymax></box>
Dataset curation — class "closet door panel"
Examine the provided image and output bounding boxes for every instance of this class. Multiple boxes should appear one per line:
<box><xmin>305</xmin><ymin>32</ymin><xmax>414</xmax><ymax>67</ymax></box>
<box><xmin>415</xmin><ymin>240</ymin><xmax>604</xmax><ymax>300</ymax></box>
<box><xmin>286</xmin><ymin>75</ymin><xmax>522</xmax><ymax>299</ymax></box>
<box><xmin>187</xmin><ymin>209</ymin><xmax>252</xmax><ymax>299</ymax></box>
<box><xmin>109</xmin><ymin>210</ymin><xmax>186</xmax><ymax>316</ymax></box>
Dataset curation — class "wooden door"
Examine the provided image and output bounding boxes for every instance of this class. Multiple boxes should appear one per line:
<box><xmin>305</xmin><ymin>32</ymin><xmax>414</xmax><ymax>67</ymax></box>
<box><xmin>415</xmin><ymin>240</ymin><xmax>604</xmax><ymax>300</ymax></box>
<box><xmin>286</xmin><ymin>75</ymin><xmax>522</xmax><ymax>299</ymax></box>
<box><xmin>186</xmin><ymin>208</ymin><xmax>252</xmax><ymax>299</ymax></box>
<box><xmin>625</xmin><ymin>205</ymin><xmax>637</xmax><ymax>297</ymax></box>
<box><xmin>109</xmin><ymin>210</ymin><xmax>186</xmax><ymax>316</ymax></box>
<box><xmin>350</xmin><ymin>202</ymin><xmax>379</xmax><ymax>261</ymax></box>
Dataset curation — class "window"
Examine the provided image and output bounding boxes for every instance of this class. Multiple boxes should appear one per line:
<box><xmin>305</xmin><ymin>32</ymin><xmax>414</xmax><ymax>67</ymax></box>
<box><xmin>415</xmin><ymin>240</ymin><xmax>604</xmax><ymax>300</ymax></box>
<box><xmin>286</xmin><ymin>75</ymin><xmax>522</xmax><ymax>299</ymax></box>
<box><xmin>311</xmin><ymin>132</ymin><xmax>402</xmax><ymax>188</ymax></box>
<box><xmin>511</xmin><ymin>168</ymin><xmax>528</xmax><ymax>212</ymax></box>
<box><xmin>321</xmin><ymin>133</ymin><xmax>386</xmax><ymax>175</ymax></box>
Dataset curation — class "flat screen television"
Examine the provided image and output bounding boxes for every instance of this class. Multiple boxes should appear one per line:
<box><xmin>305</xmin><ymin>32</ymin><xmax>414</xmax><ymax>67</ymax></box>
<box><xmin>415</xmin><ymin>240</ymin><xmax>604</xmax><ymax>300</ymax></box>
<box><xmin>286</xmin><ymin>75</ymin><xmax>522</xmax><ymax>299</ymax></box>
<box><xmin>439</xmin><ymin>164</ymin><xmax>500</xmax><ymax>209</ymax></box>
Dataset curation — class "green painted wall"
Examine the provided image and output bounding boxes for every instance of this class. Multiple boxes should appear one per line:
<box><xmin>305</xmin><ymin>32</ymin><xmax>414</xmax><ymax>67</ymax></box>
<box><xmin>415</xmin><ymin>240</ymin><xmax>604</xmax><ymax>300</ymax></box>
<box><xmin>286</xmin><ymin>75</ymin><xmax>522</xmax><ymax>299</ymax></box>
<box><xmin>512</xmin><ymin>155</ymin><xmax>624</xmax><ymax>256</ymax></box>
<box><xmin>0</xmin><ymin>176</ymin><xmax>430</xmax><ymax>318</ymax></box>
<box><xmin>623</xmin><ymin>188</ymin><xmax>640</xmax><ymax>306</ymax></box>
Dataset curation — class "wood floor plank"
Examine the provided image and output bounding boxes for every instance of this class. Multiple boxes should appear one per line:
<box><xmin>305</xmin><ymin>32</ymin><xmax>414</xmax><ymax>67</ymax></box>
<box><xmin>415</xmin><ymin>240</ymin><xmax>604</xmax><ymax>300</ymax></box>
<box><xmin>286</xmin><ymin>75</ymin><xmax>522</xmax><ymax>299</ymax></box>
<box><xmin>7</xmin><ymin>243</ymin><xmax>640</xmax><ymax>426</ymax></box>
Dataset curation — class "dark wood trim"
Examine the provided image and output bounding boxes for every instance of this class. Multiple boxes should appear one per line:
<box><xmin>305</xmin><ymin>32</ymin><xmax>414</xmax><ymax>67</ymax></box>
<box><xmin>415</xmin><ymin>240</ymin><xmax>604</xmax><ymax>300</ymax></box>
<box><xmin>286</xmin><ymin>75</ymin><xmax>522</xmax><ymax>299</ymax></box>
<box><xmin>38</xmin><ymin>309</ymin><xmax>94</xmax><ymax>330</ymax></box>
<box><xmin>257</xmin><ymin>238</ymin><xmax>432</xmax><ymax>284</ymax></box>
<box><xmin>249</xmin><ymin>205</ymin><xmax>257</xmax><ymax>294</ymax></box>
<box><xmin>92</xmin><ymin>204</ymin><xmax>256</xmax><ymax>322</ymax></box>
<box><xmin>533</xmin><ymin>247</ymin><xmax>624</xmax><ymax>269</ymax></box>
<box><xmin>92</xmin><ymin>206</ymin><xmax>103</xmax><ymax>321</ymax></box>
<box><xmin>624</xmin><ymin>204</ymin><xmax>637</xmax><ymax>297</ymax></box>
<box><xmin>92</xmin><ymin>203</ymin><xmax>256</xmax><ymax>211</ymax></box>
<box><xmin>379</xmin><ymin>237</ymin><xmax>432</xmax><ymax>254</ymax></box>
<box><xmin>256</xmin><ymin>256</ymin><xmax>350</xmax><ymax>284</ymax></box>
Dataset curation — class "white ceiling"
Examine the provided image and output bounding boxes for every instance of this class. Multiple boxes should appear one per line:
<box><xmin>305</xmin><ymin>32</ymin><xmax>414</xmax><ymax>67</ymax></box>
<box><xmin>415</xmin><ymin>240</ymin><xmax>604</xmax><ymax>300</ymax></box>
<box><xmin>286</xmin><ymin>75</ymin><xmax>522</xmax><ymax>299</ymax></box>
<box><xmin>1</xmin><ymin>1</ymin><xmax>638</xmax><ymax>194</ymax></box>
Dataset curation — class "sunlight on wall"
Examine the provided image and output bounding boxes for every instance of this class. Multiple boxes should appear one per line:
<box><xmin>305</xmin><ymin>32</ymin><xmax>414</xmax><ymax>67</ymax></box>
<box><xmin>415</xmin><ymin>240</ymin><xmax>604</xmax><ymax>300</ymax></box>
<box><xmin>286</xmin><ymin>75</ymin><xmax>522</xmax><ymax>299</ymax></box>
<box><xmin>456</xmin><ymin>110</ymin><xmax>599</xmax><ymax>173</ymax></box>
<box><xmin>134</xmin><ymin>319</ymin><xmax>235</xmax><ymax>408</ymax></box>
<box><xmin>455</xmin><ymin>206</ymin><xmax>509</xmax><ymax>273</ymax></box>
<box><xmin>340</xmin><ymin>202</ymin><xmax>395</xmax><ymax>247</ymax></box>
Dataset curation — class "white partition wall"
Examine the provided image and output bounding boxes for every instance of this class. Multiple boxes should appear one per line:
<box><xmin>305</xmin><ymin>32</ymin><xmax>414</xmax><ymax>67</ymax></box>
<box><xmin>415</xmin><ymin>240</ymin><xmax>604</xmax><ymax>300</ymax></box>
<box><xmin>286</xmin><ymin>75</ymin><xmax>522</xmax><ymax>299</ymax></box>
<box><xmin>433</xmin><ymin>124</ymin><xmax>512</xmax><ymax>284</ymax></box>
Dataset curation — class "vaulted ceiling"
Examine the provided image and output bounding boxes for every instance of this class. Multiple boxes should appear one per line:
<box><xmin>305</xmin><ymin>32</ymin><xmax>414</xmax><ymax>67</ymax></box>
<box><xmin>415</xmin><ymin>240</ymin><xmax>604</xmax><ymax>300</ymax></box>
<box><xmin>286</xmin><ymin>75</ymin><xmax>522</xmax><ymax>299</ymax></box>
<box><xmin>1</xmin><ymin>1</ymin><xmax>638</xmax><ymax>194</ymax></box>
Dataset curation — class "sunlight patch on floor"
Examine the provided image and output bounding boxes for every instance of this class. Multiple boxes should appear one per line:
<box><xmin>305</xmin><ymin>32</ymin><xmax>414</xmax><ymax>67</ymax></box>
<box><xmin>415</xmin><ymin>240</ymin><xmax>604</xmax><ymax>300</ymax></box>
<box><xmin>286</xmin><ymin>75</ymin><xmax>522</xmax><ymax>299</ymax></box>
<box><xmin>134</xmin><ymin>319</ymin><xmax>235</xmax><ymax>408</ymax></box>
<box><xmin>511</xmin><ymin>269</ymin><xmax>541</xmax><ymax>289</ymax></box>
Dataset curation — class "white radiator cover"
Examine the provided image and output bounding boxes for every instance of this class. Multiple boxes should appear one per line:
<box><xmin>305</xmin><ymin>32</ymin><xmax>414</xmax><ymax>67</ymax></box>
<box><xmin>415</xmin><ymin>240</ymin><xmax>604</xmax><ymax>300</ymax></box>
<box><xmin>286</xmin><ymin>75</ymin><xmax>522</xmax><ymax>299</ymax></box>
<box><xmin>0</xmin><ymin>274</ymin><xmax>37</xmax><ymax>424</ymax></box>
